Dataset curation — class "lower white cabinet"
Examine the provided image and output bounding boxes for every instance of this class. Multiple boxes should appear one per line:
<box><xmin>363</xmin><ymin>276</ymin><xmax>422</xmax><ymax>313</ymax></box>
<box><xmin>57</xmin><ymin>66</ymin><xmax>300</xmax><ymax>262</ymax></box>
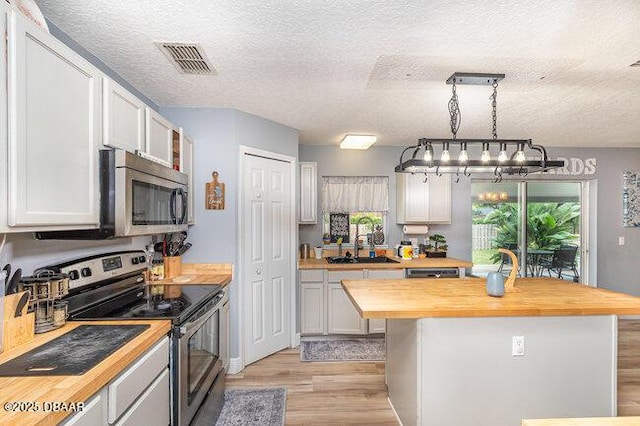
<box><xmin>300</xmin><ymin>282</ymin><xmax>325</xmax><ymax>334</ymax></box>
<box><xmin>62</xmin><ymin>394</ymin><xmax>105</xmax><ymax>426</ymax></box>
<box><xmin>300</xmin><ymin>269</ymin><xmax>401</xmax><ymax>336</ymax></box>
<box><xmin>327</xmin><ymin>282</ymin><xmax>367</xmax><ymax>334</ymax></box>
<box><xmin>60</xmin><ymin>337</ymin><xmax>170</xmax><ymax>426</ymax></box>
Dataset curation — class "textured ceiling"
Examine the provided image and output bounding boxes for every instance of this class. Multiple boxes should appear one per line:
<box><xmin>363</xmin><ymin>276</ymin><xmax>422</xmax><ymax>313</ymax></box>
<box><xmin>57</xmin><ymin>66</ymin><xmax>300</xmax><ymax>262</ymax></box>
<box><xmin>35</xmin><ymin>0</ymin><xmax>640</xmax><ymax>147</ymax></box>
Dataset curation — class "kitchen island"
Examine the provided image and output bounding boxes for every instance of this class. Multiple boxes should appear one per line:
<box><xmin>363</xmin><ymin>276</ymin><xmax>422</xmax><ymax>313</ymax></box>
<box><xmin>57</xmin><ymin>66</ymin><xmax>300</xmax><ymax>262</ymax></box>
<box><xmin>341</xmin><ymin>277</ymin><xmax>640</xmax><ymax>426</ymax></box>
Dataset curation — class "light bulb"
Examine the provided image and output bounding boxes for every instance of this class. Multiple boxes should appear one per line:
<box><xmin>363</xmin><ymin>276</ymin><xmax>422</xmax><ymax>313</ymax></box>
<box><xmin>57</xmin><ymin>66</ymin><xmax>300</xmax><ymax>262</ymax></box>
<box><xmin>481</xmin><ymin>150</ymin><xmax>490</xmax><ymax>162</ymax></box>
<box><xmin>423</xmin><ymin>149</ymin><xmax>432</xmax><ymax>161</ymax></box>
<box><xmin>498</xmin><ymin>150</ymin><xmax>508</xmax><ymax>162</ymax></box>
<box><xmin>458</xmin><ymin>150</ymin><xmax>468</xmax><ymax>162</ymax></box>
<box><xmin>441</xmin><ymin>150</ymin><xmax>450</xmax><ymax>162</ymax></box>
<box><xmin>515</xmin><ymin>150</ymin><xmax>526</xmax><ymax>162</ymax></box>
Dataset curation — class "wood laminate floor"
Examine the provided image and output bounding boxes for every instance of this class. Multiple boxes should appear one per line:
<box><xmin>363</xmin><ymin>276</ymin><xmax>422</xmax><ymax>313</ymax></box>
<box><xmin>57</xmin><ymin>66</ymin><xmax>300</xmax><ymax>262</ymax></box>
<box><xmin>224</xmin><ymin>320</ymin><xmax>640</xmax><ymax>424</ymax></box>
<box><xmin>225</xmin><ymin>347</ymin><xmax>398</xmax><ymax>425</ymax></box>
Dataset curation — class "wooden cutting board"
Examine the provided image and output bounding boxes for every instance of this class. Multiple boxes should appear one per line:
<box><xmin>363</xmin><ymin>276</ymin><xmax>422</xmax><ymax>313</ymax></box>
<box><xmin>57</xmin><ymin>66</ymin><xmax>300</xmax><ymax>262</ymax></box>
<box><xmin>3</xmin><ymin>291</ymin><xmax>35</xmax><ymax>351</ymax></box>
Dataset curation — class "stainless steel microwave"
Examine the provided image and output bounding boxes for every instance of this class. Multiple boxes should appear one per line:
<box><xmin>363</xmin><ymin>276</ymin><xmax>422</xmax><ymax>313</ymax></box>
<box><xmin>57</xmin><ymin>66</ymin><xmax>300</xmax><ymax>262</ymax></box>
<box><xmin>36</xmin><ymin>149</ymin><xmax>188</xmax><ymax>239</ymax></box>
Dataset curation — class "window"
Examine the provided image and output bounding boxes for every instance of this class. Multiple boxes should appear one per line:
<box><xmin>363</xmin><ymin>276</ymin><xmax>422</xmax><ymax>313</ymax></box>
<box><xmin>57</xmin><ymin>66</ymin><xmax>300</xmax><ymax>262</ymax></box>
<box><xmin>321</xmin><ymin>176</ymin><xmax>389</xmax><ymax>246</ymax></box>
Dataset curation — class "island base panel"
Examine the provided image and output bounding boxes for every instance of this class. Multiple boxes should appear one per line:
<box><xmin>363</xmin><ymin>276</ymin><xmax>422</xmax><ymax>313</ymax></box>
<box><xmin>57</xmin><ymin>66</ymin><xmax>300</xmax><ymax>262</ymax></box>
<box><xmin>387</xmin><ymin>315</ymin><xmax>616</xmax><ymax>426</ymax></box>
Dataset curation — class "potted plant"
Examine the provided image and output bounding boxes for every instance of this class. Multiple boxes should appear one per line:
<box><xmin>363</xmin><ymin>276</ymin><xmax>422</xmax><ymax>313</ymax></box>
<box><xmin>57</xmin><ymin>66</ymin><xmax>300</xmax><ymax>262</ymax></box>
<box><xmin>426</xmin><ymin>234</ymin><xmax>448</xmax><ymax>258</ymax></box>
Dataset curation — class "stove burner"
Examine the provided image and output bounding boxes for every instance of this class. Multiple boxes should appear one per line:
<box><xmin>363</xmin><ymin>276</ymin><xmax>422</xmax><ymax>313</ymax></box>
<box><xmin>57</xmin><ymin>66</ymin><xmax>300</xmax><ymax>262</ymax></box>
<box><xmin>130</xmin><ymin>299</ymin><xmax>186</xmax><ymax>317</ymax></box>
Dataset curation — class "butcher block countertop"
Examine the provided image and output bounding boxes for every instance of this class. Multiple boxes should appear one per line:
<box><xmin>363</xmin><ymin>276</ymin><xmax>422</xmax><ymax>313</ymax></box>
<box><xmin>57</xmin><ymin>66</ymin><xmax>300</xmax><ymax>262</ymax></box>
<box><xmin>341</xmin><ymin>277</ymin><xmax>640</xmax><ymax>319</ymax></box>
<box><xmin>298</xmin><ymin>256</ymin><xmax>472</xmax><ymax>270</ymax></box>
<box><xmin>152</xmin><ymin>262</ymin><xmax>233</xmax><ymax>286</ymax></box>
<box><xmin>0</xmin><ymin>320</ymin><xmax>170</xmax><ymax>426</ymax></box>
<box><xmin>522</xmin><ymin>417</ymin><xmax>640</xmax><ymax>426</ymax></box>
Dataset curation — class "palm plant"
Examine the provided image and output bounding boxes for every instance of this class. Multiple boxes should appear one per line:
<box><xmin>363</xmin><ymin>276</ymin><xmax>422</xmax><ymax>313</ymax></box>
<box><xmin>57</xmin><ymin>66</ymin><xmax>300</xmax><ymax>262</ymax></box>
<box><xmin>482</xmin><ymin>203</ymin><xmax>580</xmax><ymax>263</ymax></box>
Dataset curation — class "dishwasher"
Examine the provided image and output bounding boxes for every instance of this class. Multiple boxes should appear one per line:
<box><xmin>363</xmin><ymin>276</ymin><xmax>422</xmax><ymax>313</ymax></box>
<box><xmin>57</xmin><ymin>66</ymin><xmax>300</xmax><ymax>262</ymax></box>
<box><xmin>405</xmin><ymin>268</ymin><xmax>461</xmax><ymax>279</ymax></box>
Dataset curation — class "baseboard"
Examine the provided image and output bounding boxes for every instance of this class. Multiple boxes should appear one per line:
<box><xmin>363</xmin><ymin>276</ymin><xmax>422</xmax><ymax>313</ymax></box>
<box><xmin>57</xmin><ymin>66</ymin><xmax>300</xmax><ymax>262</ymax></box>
<box><xmin>227</xmin><ymin>357</ymin><xmax>243</xmax><ymax>374</ymax></box>
<box><xmin>388</xmin><ymin>396</ymin><xmax>403</xmax><ymax>426</ymax></box>
<box><xmin>294</xmin><ymin>333</ymin><xmax>301</xmax><ymax>347</ymax></box>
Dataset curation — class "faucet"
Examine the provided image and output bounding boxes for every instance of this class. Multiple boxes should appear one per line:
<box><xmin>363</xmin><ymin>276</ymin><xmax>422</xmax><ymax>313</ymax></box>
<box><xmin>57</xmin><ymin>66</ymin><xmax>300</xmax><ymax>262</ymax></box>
<box><xmin>354</xmin><ymin>216</ymin><xmax>376</xmax><ymax>258</ymax></box>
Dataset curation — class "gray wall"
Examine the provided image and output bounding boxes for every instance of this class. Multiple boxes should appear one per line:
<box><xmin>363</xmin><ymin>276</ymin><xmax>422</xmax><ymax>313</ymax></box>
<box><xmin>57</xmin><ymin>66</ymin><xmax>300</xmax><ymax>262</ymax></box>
<box><xmin>299</xmin><ymin>145</ymin><xmax>640</xmax><ymax>296</ymax></box>
<box><xmin>160</xmin><ymin>106</ymin><xmax>299</xmax><ymax>360</ymax></box>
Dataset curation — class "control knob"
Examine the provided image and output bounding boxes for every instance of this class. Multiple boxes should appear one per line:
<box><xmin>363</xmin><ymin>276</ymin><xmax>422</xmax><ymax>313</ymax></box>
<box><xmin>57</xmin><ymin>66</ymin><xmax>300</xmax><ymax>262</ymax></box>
<box><xmin>81</xmin><ymin>267</ymin><xmax>92</xmax><ymax>277</ymax></box>
<box><xmin>68</xmin><ymin>270</ymin><xmax>80</xmax><ymax>280</ymax></box>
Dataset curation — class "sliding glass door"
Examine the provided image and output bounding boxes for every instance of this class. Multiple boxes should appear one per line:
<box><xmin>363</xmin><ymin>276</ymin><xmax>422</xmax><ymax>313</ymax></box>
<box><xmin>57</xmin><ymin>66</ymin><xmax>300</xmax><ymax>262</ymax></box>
<box><xmin>471</xmin><ymin>181</ymin><xmax>584</xmax><ymax>283</ymax></box>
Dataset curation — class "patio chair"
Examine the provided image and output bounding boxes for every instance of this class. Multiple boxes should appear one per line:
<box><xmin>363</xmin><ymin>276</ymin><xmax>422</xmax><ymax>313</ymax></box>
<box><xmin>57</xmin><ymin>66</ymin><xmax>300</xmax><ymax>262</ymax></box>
<box><xmin>539</xmin><ymin>244</ymin><xmax>579</xmax><ymax>282</ymax></box>
<box><xmin>497</xmin><ymin>243</ymin><xmax>519</xmax><ymax>273</ymax></box>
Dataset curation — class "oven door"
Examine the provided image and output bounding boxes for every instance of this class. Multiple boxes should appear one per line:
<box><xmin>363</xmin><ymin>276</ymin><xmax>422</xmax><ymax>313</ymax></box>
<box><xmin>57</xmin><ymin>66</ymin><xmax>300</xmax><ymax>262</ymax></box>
<box><xmin>116</xmin><ymin>166</ymin><xmax>188</xmax><ymax>236</ymax></box>
<box><xmin>177</xmin><ymin>294</ymin><xmax>224</xmax><ymax>426</ymax></box>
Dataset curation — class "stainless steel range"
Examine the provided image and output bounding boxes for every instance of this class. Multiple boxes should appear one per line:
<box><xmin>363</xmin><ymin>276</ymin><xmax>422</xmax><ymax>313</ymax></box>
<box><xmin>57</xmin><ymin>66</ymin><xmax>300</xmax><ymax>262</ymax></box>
<box><xmin>39</xmin><ymin>250</ymin><xmax>225</xmax><ymax>426</ymax></box>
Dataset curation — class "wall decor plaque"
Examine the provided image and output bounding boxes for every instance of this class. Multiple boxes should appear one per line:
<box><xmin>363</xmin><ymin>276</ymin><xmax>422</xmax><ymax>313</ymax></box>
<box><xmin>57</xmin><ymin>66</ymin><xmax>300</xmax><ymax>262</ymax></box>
<box><xmin>329</xmin><ymin>213</ymin><xmax>350</xmax><ymax>243</ymax></box>
<box><xmin>623</xmin><ymin>171</ymin><xmax>640</xmax><ymax>227</ymax></box>
<box><xmin>205</xmin><ymin>171</ymin><xmax>225</xmax><ymax>210</ymax></box>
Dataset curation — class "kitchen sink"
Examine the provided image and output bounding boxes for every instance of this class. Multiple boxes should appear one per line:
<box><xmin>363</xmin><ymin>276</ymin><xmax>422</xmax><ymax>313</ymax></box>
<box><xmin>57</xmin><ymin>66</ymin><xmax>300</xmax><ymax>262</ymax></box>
<box><xmin>325</xmin><ymin>256</ymin><xmax>400</xmax><ymax>264</ymax></box>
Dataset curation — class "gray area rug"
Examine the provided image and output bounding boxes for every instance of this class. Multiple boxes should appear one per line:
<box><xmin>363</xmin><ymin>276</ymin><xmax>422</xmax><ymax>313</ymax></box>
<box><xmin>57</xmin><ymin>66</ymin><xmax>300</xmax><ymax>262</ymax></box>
<box><xmin>300</xmin><ymin>338</ymin><xmax>385</xmax><ymax>362</ymax></box>
<box><xmin>215</xmin><ymin>387</ymin><xmax>286</xmax><ymax>426</ymax></box>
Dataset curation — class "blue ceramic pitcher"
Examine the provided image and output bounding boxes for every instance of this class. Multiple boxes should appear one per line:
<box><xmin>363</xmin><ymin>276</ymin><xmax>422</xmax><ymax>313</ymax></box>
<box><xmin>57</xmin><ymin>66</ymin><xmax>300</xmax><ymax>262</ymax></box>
<box><xmin>486</xmin><ymin>272</ymin><xmax>505</xmax><ymax>297</ymax></box>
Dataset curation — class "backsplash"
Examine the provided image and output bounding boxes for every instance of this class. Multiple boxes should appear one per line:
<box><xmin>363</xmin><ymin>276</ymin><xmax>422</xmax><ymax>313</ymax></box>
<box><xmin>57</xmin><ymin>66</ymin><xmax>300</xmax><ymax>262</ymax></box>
<box><xmin>0</xmin><ymin>233</ymin><xmax>152</xmax><ymax>274</ymax></box>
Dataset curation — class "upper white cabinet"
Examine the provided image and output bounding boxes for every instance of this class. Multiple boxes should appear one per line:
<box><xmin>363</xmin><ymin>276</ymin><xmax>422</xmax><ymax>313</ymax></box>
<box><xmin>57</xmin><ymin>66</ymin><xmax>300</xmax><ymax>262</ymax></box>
<box><xmin>0</xmin><ymin>3</ymin><xmax>9</xmax><ymax>231</ymax></box>
<box><xmin>299</xmin><ymin>162</ymin><xmax>317</xmax><ymax>224</ymax></box>
<box><xmin>6</xmin><ymin>9</ymin><xmax>101</xmax><ymax>228</ymax></box>
<box><xmin>145</xmin><ymin>107</ymin><xmax>176</xmax><ymax>167</ymax></box>
<box><xmin>102</xmin><ymin>78</ymin><xmax>145</xmax><ymax>153</ymax></box>
<box><xmin>396</xmin><ymin>173</ymin><xmax>451</xmax><ymax>224</ymax></box>
<box><xmin>180</xmin><ymin>134</ymin><xmax>195</xmax><ymax>225</ymax></box>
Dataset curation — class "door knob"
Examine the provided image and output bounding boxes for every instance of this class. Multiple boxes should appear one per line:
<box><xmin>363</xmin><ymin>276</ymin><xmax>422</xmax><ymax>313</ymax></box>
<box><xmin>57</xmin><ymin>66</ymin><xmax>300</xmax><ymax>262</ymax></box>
<box><xmin>256</xmin><ymin>269</ymin><xmax>261</xmax><ymax>275</ymax></box>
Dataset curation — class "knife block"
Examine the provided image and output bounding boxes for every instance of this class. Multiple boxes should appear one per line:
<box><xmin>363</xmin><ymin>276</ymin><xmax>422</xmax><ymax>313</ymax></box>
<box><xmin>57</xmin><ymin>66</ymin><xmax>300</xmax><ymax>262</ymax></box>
<box><xmin>3</xmin><ymin>291</ymin><xmax>35</xmax><ymax>351</ymax></box>
<box><xmin>163</xmin><ymin>256</ymin><xmax>182</xmax><ymax>279</ymax></box>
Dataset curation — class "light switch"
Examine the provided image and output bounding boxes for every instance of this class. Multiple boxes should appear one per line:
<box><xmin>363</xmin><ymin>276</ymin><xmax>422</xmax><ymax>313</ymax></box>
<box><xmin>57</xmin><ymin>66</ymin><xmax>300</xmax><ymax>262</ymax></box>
<box><xmin>619</xmin><ymin>236</ymin><xmax>625</xmax><ymax>246</ymax></box>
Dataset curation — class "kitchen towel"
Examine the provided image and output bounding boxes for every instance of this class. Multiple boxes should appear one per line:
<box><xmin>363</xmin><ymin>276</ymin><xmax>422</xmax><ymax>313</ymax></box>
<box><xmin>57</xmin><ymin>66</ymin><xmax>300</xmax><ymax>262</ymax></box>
<box><xmin>402</xmin><ymin>225</ymin><xmax>429</xmax><ymax>235</ymax></box>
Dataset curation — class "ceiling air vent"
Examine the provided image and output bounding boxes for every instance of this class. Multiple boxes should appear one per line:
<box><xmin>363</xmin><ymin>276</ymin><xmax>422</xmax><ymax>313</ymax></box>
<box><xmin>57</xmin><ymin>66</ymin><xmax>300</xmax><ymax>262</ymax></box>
<box><xmin>156</xmin><ymin>42</ymin><xmax>216</xmax><ymax>75</ymax></box>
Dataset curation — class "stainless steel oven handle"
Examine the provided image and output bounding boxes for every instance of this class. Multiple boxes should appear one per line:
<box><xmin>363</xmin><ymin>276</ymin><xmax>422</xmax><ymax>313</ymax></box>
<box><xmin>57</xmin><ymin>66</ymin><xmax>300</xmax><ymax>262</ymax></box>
<box><xmin>177</xmin><ymin>292</ymin><xmax>225</xmax><ymax>337</ymax></box>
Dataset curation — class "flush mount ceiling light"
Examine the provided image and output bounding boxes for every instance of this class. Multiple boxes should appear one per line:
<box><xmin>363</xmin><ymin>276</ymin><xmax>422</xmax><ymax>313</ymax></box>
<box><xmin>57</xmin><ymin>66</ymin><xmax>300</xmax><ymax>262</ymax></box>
<box><xmin>340</xmin><ymin>134</ymin><xmax>377</xmax><ymax>150</ymax></box>
<box><xmin>395</xmin><ymin>72</ymin><xmax>565</xmax><ymax>182</ymax></box>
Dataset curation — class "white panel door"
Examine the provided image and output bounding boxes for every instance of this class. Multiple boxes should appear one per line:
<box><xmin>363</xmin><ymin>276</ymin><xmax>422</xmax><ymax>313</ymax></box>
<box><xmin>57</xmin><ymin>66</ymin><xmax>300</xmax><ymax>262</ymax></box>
<box><xmin>102</xmin><ymin>78</ymin><xmax>145</xmax><ymax>152</ymax></box>
<box><xmin>7</xmin><ymin>10</ymin><xmax>100</xmax><ymax>227</ymax></box>
<box><xmin>244</xmin><ymin>153</ymin><xmax>292</xmax><ymax>365</ymax></box>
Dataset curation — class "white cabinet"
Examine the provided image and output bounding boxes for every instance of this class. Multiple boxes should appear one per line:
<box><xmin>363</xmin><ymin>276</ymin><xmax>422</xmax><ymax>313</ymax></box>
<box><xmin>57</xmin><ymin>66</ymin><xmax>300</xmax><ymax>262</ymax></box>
<box><xmin>181</xmin><ymin>134</ymin><xmax>195</xmax><ymax>225</ymax></box>
<box><xmin>60</xmin><ymin>337</ymin><xmax>169</xmax><ymax>426</ymax></box>
<box><xmin>102</xmin><ymin>78</ymin><xmax>145</xmax><ymax>153</ymax></box>
<box><xmin>0</xmin><ymin>3</ymin><xmax>9</xmax><ymax>232</ymax></box>
<box><xmin>6</xmin><ymin>9</ymin><xmax>101</xmax><ymax>229</ymax></box>
<box><xmin>365</xmin><ymin>269</ymin><xmax>403</xmax><ymax>334</ymax></box>
<box><xmin>113</xmin><ymin>369</ymin><xmax>170</xmax><ymax>426</ymax></box>
<box><xmin>299</xmin><ymin>270</ymin><xmax>325</xmax><ymax>335</ymax></box>
<box><xmin>144</xmin><ymin>107</ymin><xmax>176</xmax><ymax>166</ymax></box>
<box><xmin>62</xmin><ymin>394</ymin><xmax>105</xmax><ymax>426</ymax></box>
<box><xmin>299</xmin><ymin>162</ymin><xmax>317</xmax><ymax>224</ymax></box>
<box><xmin>327</xmin><ymin>270</ymin><xmax>367</xmax><ymax>335</ymax></box>
<box><xmin>396</xmin><ymin>173</ymin><xmax>451</xmax><ymax>224</ymax></box>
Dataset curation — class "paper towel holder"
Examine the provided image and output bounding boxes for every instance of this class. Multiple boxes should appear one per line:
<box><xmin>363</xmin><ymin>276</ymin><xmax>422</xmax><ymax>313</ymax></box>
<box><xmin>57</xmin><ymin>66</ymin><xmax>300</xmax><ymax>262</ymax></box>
<box><xmin>402</xmin><ymin>225</ymin><xmax>429</xmax><ymax>235</ymax></box>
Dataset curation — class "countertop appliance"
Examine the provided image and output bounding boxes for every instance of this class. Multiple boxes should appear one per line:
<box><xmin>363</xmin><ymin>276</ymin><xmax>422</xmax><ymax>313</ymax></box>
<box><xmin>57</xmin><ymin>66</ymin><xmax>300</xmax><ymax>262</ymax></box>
<box><xmin>39</xmin><ymin>251</ymin><xmax>225</xmax><ymax>426</ymax></box>
<box><xmin>35</xmin><ymin>149</ymin><xmax>189</xmax><ymax>240</ymax></box>
<box><xmin>405</xmin><ymin>268</ymin><xmax>460</xmax><ymax>279</ymax></box>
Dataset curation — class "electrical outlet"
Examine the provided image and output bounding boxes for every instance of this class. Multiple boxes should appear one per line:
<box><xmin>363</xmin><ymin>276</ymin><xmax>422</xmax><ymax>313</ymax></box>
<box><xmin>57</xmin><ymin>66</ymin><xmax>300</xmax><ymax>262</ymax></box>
<box><xmin>512</xmin><ymin>336</ymin><xmax>525</xmax><ymax>356</ymax></box>
<box><xmin>619</xmin><ymin>236</ymin><xmax>625</xmax><ymax>246</ymax></box>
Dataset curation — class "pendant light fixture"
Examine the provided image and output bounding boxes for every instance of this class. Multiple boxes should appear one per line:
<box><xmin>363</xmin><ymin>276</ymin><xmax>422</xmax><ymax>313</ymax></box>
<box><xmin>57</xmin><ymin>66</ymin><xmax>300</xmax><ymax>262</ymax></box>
<box><xmin>395</xmin><ymin>72</ymin><xmax>565</xmax><ymax>181</ymax></box>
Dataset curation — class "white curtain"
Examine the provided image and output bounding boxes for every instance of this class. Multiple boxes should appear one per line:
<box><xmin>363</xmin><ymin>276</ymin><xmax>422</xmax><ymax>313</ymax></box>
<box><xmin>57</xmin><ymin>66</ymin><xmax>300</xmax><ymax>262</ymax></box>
<box><xmin>322</xmin><ymin>176</ymin><xmax>389</xmax><ymax>213</ymax></box>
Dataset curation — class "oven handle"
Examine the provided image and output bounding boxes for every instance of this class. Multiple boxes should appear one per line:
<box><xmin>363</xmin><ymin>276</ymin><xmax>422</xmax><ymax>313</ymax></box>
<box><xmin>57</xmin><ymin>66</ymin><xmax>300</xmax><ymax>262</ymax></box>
<box><xmin>178</xmin><ymin>292</ymin><xmax>225</xmax><ymax>338</ymax></box>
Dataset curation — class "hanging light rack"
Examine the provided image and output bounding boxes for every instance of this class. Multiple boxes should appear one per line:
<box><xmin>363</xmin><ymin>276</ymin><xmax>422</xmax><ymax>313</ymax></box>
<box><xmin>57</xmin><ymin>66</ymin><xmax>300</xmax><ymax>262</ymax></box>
<box><xmin>395</xmin><ymin>72</ymin><xmax>565</xmax><ymax>181</ymax></box>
